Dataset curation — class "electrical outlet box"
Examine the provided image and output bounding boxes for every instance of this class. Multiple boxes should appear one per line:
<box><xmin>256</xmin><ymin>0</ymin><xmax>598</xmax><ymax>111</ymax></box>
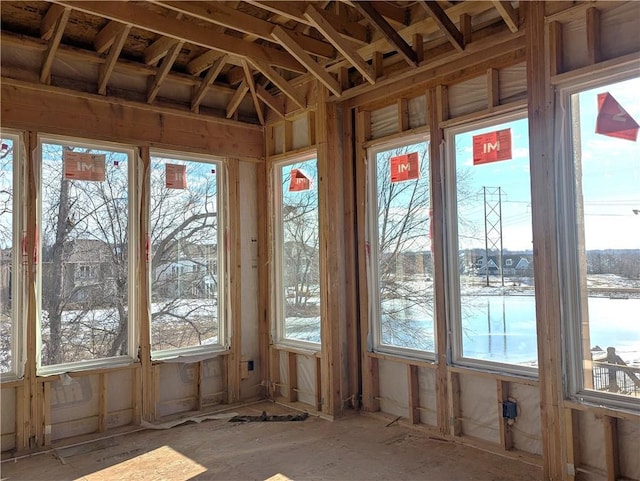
<box><xmin>502</xmin><ymin>400</ymin><xmax>518</xmax><ymax>419</ymax></box>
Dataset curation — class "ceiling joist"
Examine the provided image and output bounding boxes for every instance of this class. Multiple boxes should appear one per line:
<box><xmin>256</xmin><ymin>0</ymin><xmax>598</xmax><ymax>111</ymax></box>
<box><xmin>492</xmin><ymin>1</ymin><xmax>519</xmax><ymax>33</ymax></box>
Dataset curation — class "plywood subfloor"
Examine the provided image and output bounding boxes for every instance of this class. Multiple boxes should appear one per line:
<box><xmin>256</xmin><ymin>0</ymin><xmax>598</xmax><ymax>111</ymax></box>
<box><xmin>1</xmin><ymin>402</ymin><xmax>541</xmax><ymax>481</ymax></box>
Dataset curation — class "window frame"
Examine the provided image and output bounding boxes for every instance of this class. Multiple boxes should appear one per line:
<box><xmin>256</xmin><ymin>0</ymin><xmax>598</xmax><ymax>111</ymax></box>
<box><xmin>0</xmin><ymin>130</ymin><xmax>25</xmax><ymax>381</ymax></box>
<box><xmin>556</xmin><ymin>70</ymin><xmax>640</xmax><ymax>411</ymax></box>
<box><xmin>366</xmin><ymin>133</ymin><xmax>436</xmax><ymax>360</ymax></box>
<box><xmin>36</xmin><ymin>134</ymin><xmax>138</xmax><ymax>375</ymax></box>
<box><xmin>148</xmin><ymin>149</ymin><xmax>228</xmax><ymax>361</ymax></box>
<box><xmin>272</xmin><ymin>152</ymin><xmax>321</xmax><ymax>350</ymax></box>
<box><xmin>444</xmin><ymin>110</ymin><xmax>538</xmax><ymax>377</ymax></box>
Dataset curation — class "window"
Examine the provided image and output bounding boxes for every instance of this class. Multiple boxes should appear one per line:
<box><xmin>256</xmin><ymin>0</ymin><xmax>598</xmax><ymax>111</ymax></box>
<box><xmin>149</xmin><ymin>153</ymin><xmax>224</xmax><ymax>357</ymax></box>
<box><xmin>367</xmin><ymin>138</ymin><xmax>435</xmax><ymax>356</ymax></box>
<box><xmin>274</xmin><ymin>156</ymin><xmax>320</xmax><ymax>345</ymax></box>
<box><xmin>0</xmin><ymin>132</ymin><xmax>22</xmax><ymax>378</ymax></box>
<box><xmin>38</xmin><ymin>137</ymin><xmax>135</xmax><ymax>372</ymax></box>
<box><xmin>561</xmin><ymin>75</ymin><xmax>640</xmax><ymax>407</ymax></box>
<box><xmin>446</xmin><ymin>115</ymin><xmax>537</xmax><ymax>374</ymax></box>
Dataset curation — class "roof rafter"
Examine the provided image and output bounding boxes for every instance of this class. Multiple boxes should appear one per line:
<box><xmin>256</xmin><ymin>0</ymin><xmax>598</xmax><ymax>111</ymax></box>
<box><xmin>248</xmin><ymin>58</ymin><xmax>306</xmax><ymax>109</ymax></box>
<box><xmin>256</xmin><ymin>83</ymin><xmax>285</xmax><ymax>120</ymax></box>
<box><xmin>147</xmin><ymin>40</ymin><xmax>184</xmax><ymax>103</ymax></box>
<box><xmin>492</xmin><ymin>1</ymin><xmax>519</xmax><ymax>33</ymax></box>
<box><xmin>94</xmin><ymin>21</ymin><xmax>127</xmax><ymax>54</ymax></box>
<box><xmin>272</xmin><ymin>26</ymin><xmax>342</xmax><ymax>97</ymax></box>
<box><xmin>40</xmin><ymin>4</ymin><xmax>66</xmax><ymax>41</ymax></box>
<box><xmin>241</xmin><ymin>59</ymin><xmax>264</xmax><ymax>125</ymax></box>
<box><xmin>50</xmin><ymin>0</ymin><xmax>305</xmax><ymax>74</ymax></box>
<box><xmin>417</xmin><ymin>1</ymin><xmax>465</xmax><ymax>52</ymax></box>
<box><xmin>98</xmin><ymin>24</ymin><xmax>131</xmax><ymax>95</ymax></box>
<box><xmin>226</xmin><ymin>80</ymin><xmax>249</xmax><ymax>119</ymax></box>
<box><xmin>305</xmin><ymin>5</ymin><xmax>376</xmax><ymax>85</ymax></box>
<box><xmin>40</xmin><ymin>6</ymin><xmax>70</xmax><ymax>84</ymax></box>
<box><xmin>154</xmin><ymin>0</ymin><xmax>336</xmax><ymax>60</ymax></box>
<box><xmin>351</xmin><ymin>1</ymin><xmax>418</xmax><ymax>68</ymax></box>
<box><xmin>191</xmin><ymin>54</ymin><xmax>228</xmax><ymax>112</ymax></box>
<box><xmin>144</xmin><ymin>37</ymin><xmax>180</xmax><ymax>66</ymax></box>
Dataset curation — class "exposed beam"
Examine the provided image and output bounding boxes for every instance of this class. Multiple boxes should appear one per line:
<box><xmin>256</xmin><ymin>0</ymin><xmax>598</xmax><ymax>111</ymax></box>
<box><xmin>247</xmin><ymin>0</ymin><xmax>370</xmax><ymax>44</ymax></box>
<box><xmin>272</xmin><ymin>26</ymin><xmax>342</xmax><ymax>97</ymax></box>
<box><xmin>51</xmin><ymin>1</ymin><xmax>305</xmax><ymax>74</ymax></box>
<box><xmin>256</xmin><ymin>83</ymin><xmax>285</xmax><ymax>120</ymax></box>
<box><xmin>155</xmin><ymin>1</ymin><xmax>336</xmax><ymax>60</ymax></box>
<box><xmin>144</xmin><ymin>36</ymin><xmax>180</xmax><ymax>65</ymax></box>
<box><xmin>40</xmin><ymin>4</ymin><xmax>66</xmax><ymax>41</ymax></box>
<box><xmin>191</xmin><ymin>54</ymin><xmax>228</xmax><ymax>112</ymax></box>
<box><xmin>492</xmin><ymin>1</ymin><xmax>519</xmax><ymax>33</ymax></box>
<box><xmin>368</xmin><ymin>1</ymin><xmax>409</xmax><ymax>26</ymax></box>
<box><xmin>248</xmin><ymin>58</ymin><xmax>306</xmax><ymax>109</ymax></box>
<box><xmin>98</xmin><ymin>24</ymin><xmax>131</xmax><ymax>95</ymax></box>
<box><xmin>305</xmin><ymin>5</ymin><xmax>376</xmax><ymax>85</ymax></box>
<box><xmin>94</xmin><ymin>21</ymin><xmax>127</xmax><ymax>55</ymax></box>
<box><xmin>417</xmin><ymin>1</ymin><xmax>465</xmax><ymax>52</ymax></box>
<box><xmin>241</xmin><ymin>60</ymin><xmax>264</xmax><ymax>125</ymax></box>
<box><xmin>226</xmin><ymin>80</ymin><xmax>249</xmax><ymax>119</ymax></box>
<box><xmin>187</xmin><ymin>50</ymin><xmax>226</xmax><ymax>76</ymax></box>
<box><xmin>147</xmin><ymin>40</ymin><xmax>183</xmax><ymax>103</ymax></box>
<box><xmin>40</xmin><ymin>6</ymin><xmax>70</xmax><ymax>84</ymax></box>
<box><xmin>351</xmin><ymin>1</ymin><xmax>418</xmax><ymax>67</ymax></box>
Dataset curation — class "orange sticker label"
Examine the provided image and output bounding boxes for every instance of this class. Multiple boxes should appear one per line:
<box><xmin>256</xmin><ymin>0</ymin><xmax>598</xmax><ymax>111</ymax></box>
<box><xmin>390</xmin><ymin>152</ymin><xmax>420</xmax><ymax>183</ymax></box>
<box><xmin>166</xmin><ymin>164</ymin><xmax>187</xmax><ymax>189</ymax></box>
<box><xmin>472</xmin><ymin>129</ymin><xmax>512</xmax><ymax>165</ymax></box>
<box><xmin>289</xmin><ymin>169</ymin><xmax>310</xmax><ymax>191</ymax></box>
<box><xmin>64</xmin><ymin>151</ymin><xmax>106</xmax><ymax>181</ymax></box>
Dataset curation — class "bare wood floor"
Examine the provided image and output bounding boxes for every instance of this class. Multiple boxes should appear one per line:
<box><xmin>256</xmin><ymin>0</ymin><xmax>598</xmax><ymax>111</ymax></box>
<box><xmin>1</xmin><ymin>402</ymin><xmax>541</xmax><ymax>481</ymax></box>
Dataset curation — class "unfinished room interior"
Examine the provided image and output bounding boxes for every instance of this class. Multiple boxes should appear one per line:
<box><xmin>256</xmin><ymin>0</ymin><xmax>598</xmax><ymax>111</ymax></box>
<box><xmin>1</xmin><ymin>1</ymin><xmax>639</xmax><ymax>480</ymax></box>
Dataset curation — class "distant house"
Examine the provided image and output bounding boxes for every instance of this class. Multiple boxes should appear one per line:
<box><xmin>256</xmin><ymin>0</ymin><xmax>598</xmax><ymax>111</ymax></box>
<box><xmin>153</xmin><ymin>242</ymin><xmax>218</xmax><ymax>299</ymax></box>
<box><xmin>473</xmin><ymin>253</ymin><xmax>534</xmax><ymax>277</ymax></box>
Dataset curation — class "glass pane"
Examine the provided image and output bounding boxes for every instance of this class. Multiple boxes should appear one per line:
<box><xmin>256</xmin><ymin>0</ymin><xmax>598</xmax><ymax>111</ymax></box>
<box><xmin>150</xmin><ymin>156</ymin><xmax>220</xmax><ymax>352</ymax></box>
<box><xmin>374</xmin><ymin>141</ymin><xmax>434</xmax><ymax>351</ymax></box>
<box><xmin>280</xmin><ymin>159</ymin><xmax>320</xmax><ymax>343</ymax></box>
<box><xmin>40</xmin><ymin>142</ymin><xmax>130</xmax><ymax>366</ymax></box>
<box><xmin>0</xmin><ymin>138</ymin><xmax>14</xmax><ymax>373</ymax></box>
<box><xmin>572</xmin><ymin>77</ymin><xmax>640</xmax><ymax>398</ymax></box>
<box><xmin>454</xmin><ymin>118</ymin><xmax>538</xmax><ymax>367</ymax></box>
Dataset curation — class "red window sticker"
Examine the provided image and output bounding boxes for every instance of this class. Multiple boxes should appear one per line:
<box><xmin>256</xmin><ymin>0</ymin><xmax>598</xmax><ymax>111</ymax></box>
<box><xmin>64</xmin><ymin>151</ymin><xmax>106</xmax><ymax>181</ymax></box>
<box><xmin>472</xmin><ymin>129</ymin><xmax>512</xmax><ymax>165</ymax></box>
<box><xmin>166</xmin><ymin>163</ymin><xmax>187</xmax><ymax>189</ymax></box>
<box><xmin>289</xmin><ymin>168</ymin><xmax>310</xmax><ymax>191</ymax></box>
<box><xmin>390</xmin><ymin>152</ymin><xmax>420</xmax><ymax>183</ymax></box>
<box><xmin>596</xmin><ymin>92</ymin><xmax>639</xmax><ymax>142</ymax></box>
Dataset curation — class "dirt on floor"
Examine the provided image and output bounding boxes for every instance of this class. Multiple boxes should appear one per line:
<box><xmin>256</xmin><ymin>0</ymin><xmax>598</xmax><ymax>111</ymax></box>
<box><xmin>1</xmin><ymin>401</ymin><xmax>542</xmax><ymax>481</ymax></box>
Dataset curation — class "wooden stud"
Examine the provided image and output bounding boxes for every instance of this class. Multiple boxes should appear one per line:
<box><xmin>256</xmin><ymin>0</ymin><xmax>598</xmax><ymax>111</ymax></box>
<box><xmin>356</xmin><ymin>109</ymin><xmax>379</xmax><ymax>412</ymax></box>
<box><xmin>317</xmin><ymin>83</ymin><xmax>347</xmax><ymax>417</ymax></box>
<box><xmin>488</xmin><ymin>67</ymin><xmax>500</xmax><ymax>109</ymax></box>
<box><xmin>195</xmin><ymin>362</ymin><xmax>203</xmax><ymax>411</ymax></box>
<box><xmin>98</xmin><ymin>373</ymin><xmax>107</xmax><ymax>432</ymax></box>
<box><xmin>407</xmin><ymin>365</ymin><xmax>420</xmax><ymax>424</ymax></box>
<box><xmin>497</xmin><ymin>380</ymin><xmax>513</xmax><ymax>450</ymax></box>
<box><xmin>548</xmin><ymin>21</ymin><xmax>563</xmax><ymax>78</ymax></box>
<box><xmin>257</xmin><ymin>160</ymin><xmax>270</xmax><ymax>398</ymax></box>
<box><xmin>315</xmin><ymin>356</ymin><xmax>323</xmax><ymax>411</ymax></box>
<box><xmin>287</xmin><ymin>352</ymin><xmax>298</xmax><ymax>402</ymax></box>
<box><xmin>413</xmin><ymin>33</ymin><xmax>424</xmax><ymax>64</ymax></box>
<box><xmin>398</xmin><ymin>98</ymin><xmax>409</xmax><ymax>132</ymax></box>
<box><xmin>269</xmin><ymin>347</ymin><xmax>281</xmax><ymax>399</ymax></box>
<box><xmin>307</xmin><ymin>111</ymin><xmax>316</xmax><ymax>147</ymax></box>
<box><xmin>284</xmin><ymin>120</ymin><xmax>293</xmax><ymax>153</ymax></box>
<box><xmin>42</xmin><ymin>382</ymin><xmax>51</xmax><ymax>446</ymax></box>
<box><xmin>449</xmin><ymin>372</ymin><xmax>462</xmax><ymax>436</ymax></box>
<box><xmin>227</xmin><ymin>158</ymin><xmax>242</xmax><ymax>404</ymax></box>
<box><xmin>460</xmin><ymin>13</ymin><xmax>472</xmax><ymax>46</ymax></box>
<box><xmin>525</xmin><ymin>3</ymin><xmax>566</xmax><ymax>479</ymax></box>
<box><xmin>586</xmin><ymin>7</ymin><xmax>600</xmax><ymax>65</ymax></box>
<box><xmin>603</xmin><ymin>416</ymin><xmax>620</xmax><ymax>481</ymax></box>
<box><xmin>373</xmin><ymin>51</ymin><xmax>384</xmax><ymax>80</ymax></box>
<box><xmin>338</xmin><ymin>67</ymin><xmax>350</xmax><ymax>91</ymax></box>
<box><xmin>427</xmin><ymin>87</ymin><xmax>449</xmax><ymax>436</ymax></box>
<box><xmin>132</xmin><ymin>366</ymin><xmax>142</xmax><ymax>425</ymax></box>
<box><xmin>564</xmin><ymin>408</ymin><xmax>580</xmax><ymax>481</ymax></box>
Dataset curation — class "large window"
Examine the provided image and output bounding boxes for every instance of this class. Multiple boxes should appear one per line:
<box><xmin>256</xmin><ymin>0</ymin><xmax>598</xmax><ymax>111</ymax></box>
<box><xmin>446</xmin><ymin>115</ymin><xmax>537</xmax><ymax>374</ymax></box>
<box><xmin>0</xmin><ymin>133</ymin><xmax>22</xmax><ymax>378</ymax></box>
<box><xmin>367</xmin><ymin>138</ymin><xmax>435</xmax><ymax>356</ymax></box>
<box><xmin>150</xmin><ymin>153</ymin><xmax>224</xmax><ymax>357</ymax></box>
<box><xmin>38</xmin><ymin>137</ymin><xmax>135</xmax><ymax>372</ymax></box>
<box><xmin>562</xmin><ymin>75</ymin><xmax>640</xmax><ymax>407</ymax></box>
<box><xmin>274</xmin><ymin>156</ymin><xmax>320</xmax><ymax>345</ymax></box>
